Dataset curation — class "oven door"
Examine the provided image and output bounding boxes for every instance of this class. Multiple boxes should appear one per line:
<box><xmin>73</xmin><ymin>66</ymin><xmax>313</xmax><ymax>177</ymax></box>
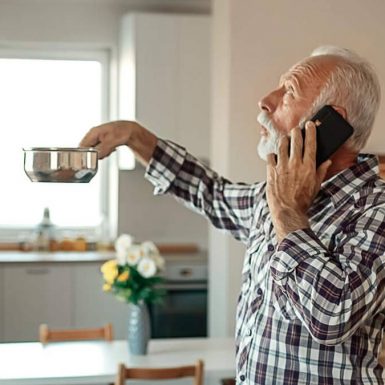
<box><xmin>148</xmin><ymin>282</ymin><xmax>207</xmax><ymax>338</ymax></box>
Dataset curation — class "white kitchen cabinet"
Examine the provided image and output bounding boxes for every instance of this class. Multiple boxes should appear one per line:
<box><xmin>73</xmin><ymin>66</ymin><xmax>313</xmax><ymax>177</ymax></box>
<box><xmin>119</xmin><ymin>13</ymin><xmax>211</xmax><ymax>162</ymax></box>
<box><xmin>72</xmin><ymin>264</ymin><xmax>128</xmax><ymax>339</ymax></box>
<box><xmin>3</xmin><ymin>264</ymin><xmax>72</xmax><ymax>342</ymax></box>
<box><xmin>0</xmin><ymin>260</ymin><xmax>129</xmax><ymax>342</ymax></box>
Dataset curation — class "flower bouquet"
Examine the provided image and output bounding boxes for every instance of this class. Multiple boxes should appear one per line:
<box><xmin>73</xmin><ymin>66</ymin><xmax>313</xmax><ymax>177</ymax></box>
<box><xmin>101</xmin><ymin>234</ymin><xmax>166</xmax><ymax>354</ymax></box>
<box><xmin>101</xmin><ymin>234</ymin><xmax>166</xmax><ymax>305</ymax></box>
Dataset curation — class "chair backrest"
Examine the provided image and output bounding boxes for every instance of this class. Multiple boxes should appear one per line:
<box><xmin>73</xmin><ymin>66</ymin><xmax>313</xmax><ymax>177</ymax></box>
<box><xmin>115</xmin><ymin>360</ymin><xmax>204</xmax><ymax>385</ymax></box>
<box><xmin>39</xmin><ymin>323</ymin><xmax>113</xmax><ymax>344</ymax></box>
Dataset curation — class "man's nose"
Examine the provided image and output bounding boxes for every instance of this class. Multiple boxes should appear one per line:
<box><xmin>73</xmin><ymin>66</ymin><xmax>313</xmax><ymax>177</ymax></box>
<box><xmin>258</xmin><ymin>90</ymin><xmax>279</xmax><ymax>113</ymax></box>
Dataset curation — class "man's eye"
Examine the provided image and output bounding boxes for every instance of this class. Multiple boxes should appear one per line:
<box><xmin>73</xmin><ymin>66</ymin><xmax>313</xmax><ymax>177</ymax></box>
<box><xmin>285</xmin><ymin>86</ymin><xmax>295</xmax><ymax>95</ymax></box>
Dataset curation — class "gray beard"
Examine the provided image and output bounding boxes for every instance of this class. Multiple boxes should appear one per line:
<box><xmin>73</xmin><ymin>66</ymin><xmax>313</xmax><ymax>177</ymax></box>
<box><xmin>256</xmin><ymin>107</ymin><xmax>317</xmax><ymax>161</ymax></box>
<box><xmin>257</xmin><ymin>136</ymin><xmax>279</xmax><ymax>161</ymax></box>
<box><xmin>256</xmin><ymin>111</ymin><xmax>283</xmax><ymax>161</ymax></box>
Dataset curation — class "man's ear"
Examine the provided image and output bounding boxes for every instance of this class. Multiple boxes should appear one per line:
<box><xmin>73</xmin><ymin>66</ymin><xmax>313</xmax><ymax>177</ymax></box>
<box><xmin>330</xmin><ymin>105</ymin><xmax>347</xmax><ymax>120</ymax></box>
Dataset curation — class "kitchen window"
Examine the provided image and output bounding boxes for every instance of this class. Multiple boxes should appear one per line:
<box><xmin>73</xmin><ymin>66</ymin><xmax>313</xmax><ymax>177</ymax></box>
<box><xmin>0</xmin><ymin>48</ymin><xmax>111</xmax><ymax>240</ymax></box>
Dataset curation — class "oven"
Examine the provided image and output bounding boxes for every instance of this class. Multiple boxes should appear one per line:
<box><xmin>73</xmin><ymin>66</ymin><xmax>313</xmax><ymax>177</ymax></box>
<box><xmin>148</xmin><ymin>255</ymin><xmax>208</xmax><ymax>338</ymax></box>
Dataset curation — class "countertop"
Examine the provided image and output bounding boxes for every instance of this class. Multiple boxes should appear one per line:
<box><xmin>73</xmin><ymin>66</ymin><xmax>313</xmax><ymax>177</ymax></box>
<box><xmin>0</xmin><ymin>251</ymin><xmax>115</xmax><ymax>263</ymax></box>
<box><xmin>0</xmin><ymin>250</ymin><xmax>208</xmax><ymax>264</ymax></box>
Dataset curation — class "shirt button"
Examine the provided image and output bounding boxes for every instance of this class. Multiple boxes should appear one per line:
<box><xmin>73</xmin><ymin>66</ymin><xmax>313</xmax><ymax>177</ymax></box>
<box><xmin>257</xmin><ymin>288</ymin><xmax>263</xmax><ymax>296</ymax></box>
<box><xmin>268</xmin><ymin>244</ymin><xmax>275</xmax><ymax>252</ymax></box>
<box><xmin>240</xmin><ymin>375</ymin><xmax>246</xmax><ymax>382</ymax></box>
<box><xmin>247</xmin><ymin>329</ymin><xmax>252</xmax><ymax>336</ymax></box>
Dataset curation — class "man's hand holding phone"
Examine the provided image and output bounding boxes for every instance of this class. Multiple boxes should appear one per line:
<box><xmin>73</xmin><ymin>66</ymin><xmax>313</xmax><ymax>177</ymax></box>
<box><xmin>266</xmin><ymin>105</ymin><xmax>354</xmax><ymax>242</ymax></box>
<box><xmin>266</xmin><ymin>122</ymin><xmax>332</xmax><ymax>243</ymax></box>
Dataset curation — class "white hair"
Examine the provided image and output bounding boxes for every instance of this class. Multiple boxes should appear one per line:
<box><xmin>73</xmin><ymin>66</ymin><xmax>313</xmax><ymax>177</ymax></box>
<box><xmin>306</xmin><ymin>45</ymin><xmax>381</xmax><ymax>151</ymax></box>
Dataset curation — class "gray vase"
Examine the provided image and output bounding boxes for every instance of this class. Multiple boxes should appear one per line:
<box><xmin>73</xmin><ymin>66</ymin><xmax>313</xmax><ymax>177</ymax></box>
<box><xmin>127</xmin><ymin>301</ymin><xmax>151</xmax><ymax>355</ymax></box>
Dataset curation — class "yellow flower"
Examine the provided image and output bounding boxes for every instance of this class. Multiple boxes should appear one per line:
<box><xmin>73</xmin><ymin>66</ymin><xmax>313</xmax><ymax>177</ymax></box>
<box><xmin>103</xmin><ymin>283</ymin><xmax>112</xmax><ymax>292</ymax></box>
<box><xmin>117</xmin><ymin>270</ymin><xmax>130</xmax><ymax>282</ymax></box>
<box><xmin>101</xmin><ymin>259</ymin><xmax>118</xmax><ymax>284</ymax></box>
<box><xmin>101</xmin><ymin>259</ymin><xmax>117</xmax><ymax>273</ymax></box>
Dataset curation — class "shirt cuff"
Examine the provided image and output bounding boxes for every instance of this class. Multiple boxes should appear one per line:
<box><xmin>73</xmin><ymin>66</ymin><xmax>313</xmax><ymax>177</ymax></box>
<box><xmin>144</xmin><ymin>139</ymin><xmax>187</xmax><ymax>195</ymax></box>
<box><xmin>270</xmin><ymin>228</ymin><xmax>328</xmax><ymax>284</ymax></box>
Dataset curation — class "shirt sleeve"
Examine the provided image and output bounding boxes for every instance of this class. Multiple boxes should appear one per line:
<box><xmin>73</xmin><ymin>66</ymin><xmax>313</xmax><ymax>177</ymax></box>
<box><xmin>269</xmin><ymin>206</ymin><xmax>385</xmax><ymax>345</ymax></box>
<box><xmin>144</xmin><ymin>139</ymin><xmax>263</xmax><ymax>244</ymax></box>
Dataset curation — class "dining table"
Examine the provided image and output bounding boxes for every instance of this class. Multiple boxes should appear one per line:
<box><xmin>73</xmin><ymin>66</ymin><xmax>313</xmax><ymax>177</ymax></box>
<box><xmin>0</xmin><ymin>337</ymin><xmax>235</xmax><ymax>385</ymax></box>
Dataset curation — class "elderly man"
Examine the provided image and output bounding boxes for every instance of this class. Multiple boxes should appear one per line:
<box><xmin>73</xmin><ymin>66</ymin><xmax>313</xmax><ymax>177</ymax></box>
<box><xmin>80</xmin><ymin>46</ymin><xmax>385</xmax><ymax>384</ymax></box>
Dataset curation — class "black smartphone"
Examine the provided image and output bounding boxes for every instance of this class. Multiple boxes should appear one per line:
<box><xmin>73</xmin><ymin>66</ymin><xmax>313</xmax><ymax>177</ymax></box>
<box><xmin>300</xmin><ymin>105</ymin><xmax>354</xmax><ymax>167</ymax></box>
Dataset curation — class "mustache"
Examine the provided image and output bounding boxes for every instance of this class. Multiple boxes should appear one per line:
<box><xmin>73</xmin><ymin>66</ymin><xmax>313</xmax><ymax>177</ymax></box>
<box><xmin>257</xmin><ymin>111</ymin><xmax>280</xmax><ymax>135</ymax></box>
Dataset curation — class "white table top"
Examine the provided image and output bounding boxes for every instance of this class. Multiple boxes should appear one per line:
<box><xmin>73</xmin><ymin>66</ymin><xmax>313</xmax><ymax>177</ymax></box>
<box><xmin>0</xmin><ymin>337</ymin><xmax>235</xmax><ymax>385</ymax></box>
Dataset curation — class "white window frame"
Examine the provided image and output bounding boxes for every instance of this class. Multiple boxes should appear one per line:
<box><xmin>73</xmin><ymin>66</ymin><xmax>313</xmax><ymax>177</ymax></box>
<box><xmin>0</xmin><ymin>46</ymin><xmax>114</xmax><ymax>242</ymax></box>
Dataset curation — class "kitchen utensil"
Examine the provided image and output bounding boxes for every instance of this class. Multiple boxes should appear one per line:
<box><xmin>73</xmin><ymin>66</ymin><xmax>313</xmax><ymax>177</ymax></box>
<box><xmin>23</xmin><ymin>147</ymin><xmax>98</xmax><ymax>183</ymax></box>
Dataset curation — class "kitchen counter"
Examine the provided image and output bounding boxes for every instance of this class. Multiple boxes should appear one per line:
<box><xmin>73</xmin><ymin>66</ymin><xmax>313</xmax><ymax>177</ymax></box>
<box><xmin>0</xmin><ymin>251</ymin><xmax>115</xmax><ymax>264</ymax></box>
<box><xmin>0</xmin><ymin>249</ymin><xmax>207</xmax><ymax>264</ymax></box>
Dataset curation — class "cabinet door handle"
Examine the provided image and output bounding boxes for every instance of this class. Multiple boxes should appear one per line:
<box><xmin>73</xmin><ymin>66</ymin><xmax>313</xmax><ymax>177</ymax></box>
<box><xmin>25</xmin><ymin>268</ymin><xmax>50</xmax><ymax>275</ymax></box>
<box><xmin>180</xmin><ymin>268</ymin><xmax>193</xmax><ymax>277</ymax></box>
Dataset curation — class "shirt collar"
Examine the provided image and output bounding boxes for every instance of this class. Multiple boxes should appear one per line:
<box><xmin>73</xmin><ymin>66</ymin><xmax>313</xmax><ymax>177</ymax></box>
<box><xmin>318</xmin><ymin>154</ymin><xmax>380</xmax><ymax>208</ymax></box>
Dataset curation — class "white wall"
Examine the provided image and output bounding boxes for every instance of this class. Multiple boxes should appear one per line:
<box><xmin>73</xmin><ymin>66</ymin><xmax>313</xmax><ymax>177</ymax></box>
<box><xmin>209</xmin><ymin>0</ymin><xmax>385</xmax><ymax>336</ymax></box>
<box><xmin>118</xmin><ymin>166</ymin><xmax>210</xmax><ymax>248</ymax></box>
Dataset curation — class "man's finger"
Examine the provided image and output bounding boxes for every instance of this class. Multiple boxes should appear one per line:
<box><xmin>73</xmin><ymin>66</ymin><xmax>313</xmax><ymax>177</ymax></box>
<box><xmin>94</xmin><ymin>143</ymin><xmax>106</xmax><ymax>159</ymax></box>
<box><xmin>316</xmin><ymin>159</ymin><xmax>332</xmax><ymax>186</ymax></box>
<box><xmin>290</xmin><ymin>126</ymin><xmax>303</xmax><ymax>162</ymax></box>
<box><xmin>94</xmin><ymin>134</ymin><xmax>116</xmax><ymax>160</ymax></box>
<box><xmin>79</xmin><ymin>127</ymin><xmax>102</xmax><ymax>148</ymax></box>
<box><xmin>277</xmin><ymin>136</ymin><xmax>289</xmax><ymax>164</ymax></box>
<box><xmin>303</xmin><ymin>121</ymin><xmax>317</xmax><ymax>164</ymax></box>
<box><xmin>267</xmin><ymin>153</ymin><xmax>277</xmax><ymax>167</ymax></box>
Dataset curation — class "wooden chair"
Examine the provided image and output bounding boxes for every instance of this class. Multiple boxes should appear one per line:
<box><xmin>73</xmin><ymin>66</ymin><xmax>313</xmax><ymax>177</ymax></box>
<box><xmin>115</xmin><ymin>360</ymin><xmax>204</xmax><ymax>385</ymax></box>
<box><xmin>39</xmin><ymin>323</ymin><xmax>113</xmax><ymax>344</ymax></box>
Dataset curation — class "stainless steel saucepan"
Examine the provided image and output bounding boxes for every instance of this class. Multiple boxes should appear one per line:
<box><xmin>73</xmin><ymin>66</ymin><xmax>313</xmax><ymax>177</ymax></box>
<box><xmin>23</xmin><ymin>147</ymin><xmax>98</xmax><ymax>183</ymax></box>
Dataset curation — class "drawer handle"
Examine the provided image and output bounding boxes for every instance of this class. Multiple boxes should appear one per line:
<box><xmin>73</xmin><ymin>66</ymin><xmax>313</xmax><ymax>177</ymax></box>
<box><xmin>180</xmin><ymin>268</ymin><xmax>193</xmax><ymax>277</ymax></box>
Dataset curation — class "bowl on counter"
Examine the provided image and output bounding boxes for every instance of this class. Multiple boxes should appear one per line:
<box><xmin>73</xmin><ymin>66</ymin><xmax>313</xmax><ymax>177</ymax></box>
<box><xmin>23</xmin><ymin>147</ymin><xmax>98</xmax><ymax>183</ymax></box>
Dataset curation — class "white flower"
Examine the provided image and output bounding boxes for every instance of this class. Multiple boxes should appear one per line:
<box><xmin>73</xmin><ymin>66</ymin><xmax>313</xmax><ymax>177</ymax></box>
<box><xmin>137</xmin><ymin>257</ymin><xmax>157</xmax><ymax>278</ymax></box>
<box><xmin>116</xmin><ymin>248</ymin><xmax>128</xmax><ymax>265</ymax></box>
<box><xmin>140</xmin><ymin>241</ymin><xmax>164</xmax><ymax>270</ymax></box>
<box><xmin>153</xmin><ymin>254</ymin><xmax>165</xmax><ymax>270</ymax></box>
<box><xmin>115</xmin><ymin>234</ymin><xmax>134</xmax><ymax>253</ymax></box>
<box><xmin>140</xmin><ymin>241</ymin><xmax>159</xmax><ymax>257</ymax></box>
<box><xmin>115</xmin><ymin>234</ymin><xmax>134</xmax><ymax>265</ymax></box>
<box><xmin>126</xmin><ymin>245</ymin><xmax>143</xmax><ymax>266</ymax></box>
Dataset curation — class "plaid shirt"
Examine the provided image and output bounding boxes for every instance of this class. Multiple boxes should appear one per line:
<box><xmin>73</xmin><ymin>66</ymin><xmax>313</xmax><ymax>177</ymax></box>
<box><xmin>145</xmin><ymin>139</ymin><xmax>385</xmax><ymax>385</ymax></box>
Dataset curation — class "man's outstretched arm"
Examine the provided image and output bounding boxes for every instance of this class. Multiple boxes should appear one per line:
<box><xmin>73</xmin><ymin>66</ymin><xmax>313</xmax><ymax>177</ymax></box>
<box><xmin>80</xmin><ymin>120</ymin><xmax>261</xmax><ymax>244</ymax></box>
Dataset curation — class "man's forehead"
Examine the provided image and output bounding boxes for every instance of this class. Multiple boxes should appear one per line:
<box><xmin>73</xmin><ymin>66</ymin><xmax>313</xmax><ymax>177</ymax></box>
<box><xmin>279</xmin><ymin>56</ymin><xmax>336</xmax><ymax>86</ymax></box>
